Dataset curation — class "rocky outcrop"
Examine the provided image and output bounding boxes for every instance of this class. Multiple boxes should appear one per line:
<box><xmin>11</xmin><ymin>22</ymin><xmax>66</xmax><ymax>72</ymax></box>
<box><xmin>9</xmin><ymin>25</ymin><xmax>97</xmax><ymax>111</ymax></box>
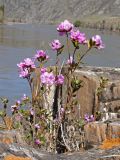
<box><xmin>0</xmin><ymin>129</ymin><xmax>119</xmax><ymax>159</ymax></box>
<box><xmin>0</xmin><ymin>0</ymin><xmax>120</xmax><ymax>24</ymax></box>
<box><xmin>74</xmin><ymin>66</ymin><xmax>120</xmax><ymax>117</ymax></box>
<box><xmin>84</xmin><ymin>120</ymin><xmax>120</xmax><ymax>145</ymax></box>
<box><xmin>0</xmin><ymin>141</ymin><xmax>119</xmax><ymax>160</ymax></box>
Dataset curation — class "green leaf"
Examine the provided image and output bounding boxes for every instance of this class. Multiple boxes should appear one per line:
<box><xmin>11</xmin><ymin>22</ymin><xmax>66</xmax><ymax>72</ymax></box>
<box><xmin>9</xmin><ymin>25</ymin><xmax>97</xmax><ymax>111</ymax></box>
<box><xmin>88</xmin><ymin>39</ymin><xmax>95</xmax><ymax>49</ymax></box>
<box><xmin>0</xmin><ymin>110</ymin><xmax>4</xmax><ymax>117</ymax></box>
<box><xmin>72</xmin><ymin>100</ymin><xmax>78</xmax><ymax>105</ymax></box>
<box><xmin>72</xmin><ymin>40</ymin><xmax>79</xmax><ymax>48</ymax></box>
<box><xmin>0</xmin><ymin>97</ymin><xmax>9</xmax><ymax>104</ymax></box>
<box><xmin>71</xmin><ymin>77</ymin><xmax>83</xmax><ymax>92</ymax></box>
<box><xmin>57</xmin><ymin>45</ymin><xmax>64</xmax><ymax>56</ymax></box>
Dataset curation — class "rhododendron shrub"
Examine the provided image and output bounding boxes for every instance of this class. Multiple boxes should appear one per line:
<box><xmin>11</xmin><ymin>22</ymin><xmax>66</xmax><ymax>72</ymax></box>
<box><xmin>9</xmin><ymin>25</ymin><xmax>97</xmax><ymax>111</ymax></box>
<box><xmin>0</xmin><ymin>20</ymin><xmax>104</xmax><ymax>153</ymax></box>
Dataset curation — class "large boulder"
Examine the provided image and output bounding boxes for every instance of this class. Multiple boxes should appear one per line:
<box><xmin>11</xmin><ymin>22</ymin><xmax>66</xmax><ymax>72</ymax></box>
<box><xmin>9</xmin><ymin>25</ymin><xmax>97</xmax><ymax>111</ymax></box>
<box><xmin>34</xmin><ymin>66</ymin><xmax>120</xmax><ymax>118</ymax></box>
<box><xmin>84</xmin><ymin>120</ymin><xmax>120</xmax><ymax>145</ymax></box>
<box><xmin>74</xmin><ymin>66</ymin><xmax>120</xmax><ymax>117</ymax></box>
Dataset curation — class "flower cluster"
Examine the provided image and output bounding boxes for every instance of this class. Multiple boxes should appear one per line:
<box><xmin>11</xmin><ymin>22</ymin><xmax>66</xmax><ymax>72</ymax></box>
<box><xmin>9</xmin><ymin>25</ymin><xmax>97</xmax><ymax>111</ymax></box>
<box><xmin>57</xmin><ymin>20</ymin><xmax>73</xmax><ymax>35</ymax></box>
<box><xmin>17</xmin><ymin>58</ymin><xmax>35</xmax><ymax>78</ymax></box>
<box><xmin>16</xmin><ymin>19</ymin><xmax>105</xmax><ymax>150</ymax></box>
<box><xmin>84</xmin><ymin>114</ymin><xmax>94</xmax><ymax>123</ymax></box>
<box><xmin>40</xmin><ymin>71</ymin><xmax>64</xmax><ymax>86</ymax></box>
<box><xmin>70</xmin><ymin>29</ymin><xmax>87</xmax><ymax>44</ymax></box>
<box><xmin>35</xmin><ymin>139</ymin><xmax>41</xmax><ymax>145</ymax></box>
<box><xmin>56</xmin><ymin>74</ymin><xmax>64</xmax><ymax>85</ymax></box>
<box><xmin>40</xmin><ymin>71</ymin><xmax>55</xmax><ymax>86</ymax></box>
<box><xmin>56</xmin><ymin>20</ymin><xmax>104</xmax><ymax>50</ymax></box>
<box><xmin>92</xmin><ymin>35</ymin><xmax>105</xmax><ymax>49</ymax></box>
<box><xmin>40</xmin><ymin>67</ymin><xmax>47</xmax><ymax>73</ymax></box>
<box><xmin>50</xmin><ymin>39</ymin><xmax>62</xmax><ymax>51</ymax></box>
<box><xmin>34</xmin><ymin>50</ymin><xmax>49</xmax><ymax>62</ymax></box>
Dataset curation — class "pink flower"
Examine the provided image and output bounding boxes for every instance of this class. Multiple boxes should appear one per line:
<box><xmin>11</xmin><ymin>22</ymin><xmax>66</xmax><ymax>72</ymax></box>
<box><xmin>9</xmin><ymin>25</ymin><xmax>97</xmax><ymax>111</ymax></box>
<box><xmin>67</xmin><ymin>56</ymin><xmax>73</xmax><ymax>65</ymax></box>
<box><xmin>19</xmin><ymin>69</ymin><xmax>29</xmax><ymax>78</ymax></box>
<box><xmin>34</xmin><ymin>50</ymin><xmax>49</xmax><ymax>61</ymax></box>
<box><xmin>55</xmin><ymin>74</ymin><xmax>64</xmax><ymax>85</ymax></box>
<box><xmin>17</xmin><ymin>58</ymin><xmax>35</xmax><ymax>69</ymax></box>
<box><xmin>50</xmin><ymin>39</ymin><xmax>62</xmax><ymax>51</ymax></box>
<box><xmin>40</xmin><ymin>72</ymin><xmax>55</xmax><ymax>86</ymax></box>
<box><xmin>92</xmin><ymin>35</ymin><xmax>105</xmax><ymax>49</ymax></box>
<box><xmin>17</xmin><ymin>58</ymin><xmax>35</xmax><ymax>78</ymax></box>
<box><xmin>40</xmin><ymin>67</ymin><xmax>47</xmax><ymax>74</ymax></box>
<box><xmin>70</xmin><ymin>29</ymin><xmax>86</xmax><ymax>44</ymax></box>
<box><xmin>35</xmin><ymin>124</ymin><xmax>40</xmax><ymax>129</ymax></box>
<box><xmin>24</xmin><ymin>58</ymin><xmax>36</xmax><ymax>68</ymax></box>
<box><xmin>57</xmin><ymin>20</ymin><xmax>73</xmax><ymax>35</ymax></box>
<box><xmin>17</xmin><ymin>62</ymin><xmax>26</xmax><ymax>70</ymax></box>
<box><xmin>35</xmin><ymin>139</ymin><xmax>41</xmax><ymax>145</ymax></box>
<box><xmin>84</xmin><ymin>114</ymin><xmax>94</xmax><ymax>123</ymax></box>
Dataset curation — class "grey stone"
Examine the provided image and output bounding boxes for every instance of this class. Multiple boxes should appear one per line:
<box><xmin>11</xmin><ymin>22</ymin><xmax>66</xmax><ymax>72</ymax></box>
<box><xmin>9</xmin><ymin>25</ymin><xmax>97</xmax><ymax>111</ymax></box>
<box><xmin>0</xmin><ymin>142</ymin><xmax>119</xmax><ymax>160</ymax></box>
<box><xmin>84</xmin><ymin>120</ymin><xmax>120</xmax><ymax>145</ymax></box>
<box><xmin>74</xmin><ymin>66</ymin><xmax>120</xmax><ymax>117</ymax></box>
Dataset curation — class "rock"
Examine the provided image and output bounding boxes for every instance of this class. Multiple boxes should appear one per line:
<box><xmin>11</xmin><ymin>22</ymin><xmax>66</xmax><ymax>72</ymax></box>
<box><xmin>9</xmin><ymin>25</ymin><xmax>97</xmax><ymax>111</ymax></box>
<box><xmin>0</xmin><ymin>142</ymin><xmax>119</xmax><ymax>160</ymax></box>
<box><xmin>74</xmin><ymin>66</ymin><xmax>120</xmax><ymax>117</ymax></box>
<box><xmin>74</xmin><ymin>69</ymin><xmax>99</xmax><ymax>117</ymax></box>
<box><xmin>34</xmin><ymin>66</ymin><xmax>120</xmax><ymax>118</ymax></box>
<box><xmin>84</xmin><ymin>120</ymin><xmax>120</xmax><ymax>145</ymax></box>
<box><xmin>0</xmin><ymin>130</ymin><xmax>26</xmax><ymax>145</ymax></box>
<box><xmin>4</xmin><ymin>155</ymin><xmax>32</xmax><ymax>160</ymax></box>
<box><xmin>0</xmin><ymin>130</ymin><xmax>119</xmax><ymax>160</ymax></box>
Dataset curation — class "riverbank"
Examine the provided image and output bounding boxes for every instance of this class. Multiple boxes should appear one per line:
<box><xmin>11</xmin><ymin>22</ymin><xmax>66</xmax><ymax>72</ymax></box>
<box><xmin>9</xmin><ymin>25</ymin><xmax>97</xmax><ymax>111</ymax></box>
<box><xmin>76</xmin><ymin>16</ymin><xmax>120</xmax><ymax>33</ymax></box>
<box><xmin>2</xmin><ymin>15</ymin><xmax>120</xmax><ymax>34</ymax></box>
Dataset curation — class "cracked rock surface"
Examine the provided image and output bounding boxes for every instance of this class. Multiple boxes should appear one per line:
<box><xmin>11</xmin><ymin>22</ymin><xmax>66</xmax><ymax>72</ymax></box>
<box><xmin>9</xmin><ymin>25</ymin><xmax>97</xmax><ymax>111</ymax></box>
<box><xmin>0</xmin><ymin>142</ymin><xmax>119</xmax><ymax>160</ymax></box>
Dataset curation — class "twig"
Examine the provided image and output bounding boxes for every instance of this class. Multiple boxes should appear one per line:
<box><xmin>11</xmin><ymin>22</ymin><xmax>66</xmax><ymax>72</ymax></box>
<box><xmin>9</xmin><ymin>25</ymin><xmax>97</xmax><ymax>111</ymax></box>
<box><xmin>73</xmin><ymin>47</ymin><xmax>77</xmax><ymax>61</ymax></box>
<box><xmin>59</xmin><ymin>60</ymin><xmax>65</xmax><ymax>75</ymax></box>
<box><xmin>66</xmin><ymin>32</ymin><xmax>70</xmax><ymax>58</ymax></box>
<box><xmin>61</xmin><ymin>123</ymin><xmax>71</xmax><ymax>151</ymax></box>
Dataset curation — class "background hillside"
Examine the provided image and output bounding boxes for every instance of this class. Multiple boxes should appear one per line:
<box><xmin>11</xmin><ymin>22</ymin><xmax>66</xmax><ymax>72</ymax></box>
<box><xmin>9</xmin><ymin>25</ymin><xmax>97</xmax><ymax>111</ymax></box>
<box><xmin>0</xmin><ymin>0</ymin><xmax>120</xmax><ymax>23</ymax></box>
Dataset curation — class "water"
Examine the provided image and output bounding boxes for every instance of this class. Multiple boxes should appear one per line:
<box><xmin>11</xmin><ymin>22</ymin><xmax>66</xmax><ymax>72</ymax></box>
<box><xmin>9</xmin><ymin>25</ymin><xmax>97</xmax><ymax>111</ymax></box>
<box><xmin>0</xmin><ymin>23</ymin><xmax>120</xmax><ymax>104</ymax></box>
